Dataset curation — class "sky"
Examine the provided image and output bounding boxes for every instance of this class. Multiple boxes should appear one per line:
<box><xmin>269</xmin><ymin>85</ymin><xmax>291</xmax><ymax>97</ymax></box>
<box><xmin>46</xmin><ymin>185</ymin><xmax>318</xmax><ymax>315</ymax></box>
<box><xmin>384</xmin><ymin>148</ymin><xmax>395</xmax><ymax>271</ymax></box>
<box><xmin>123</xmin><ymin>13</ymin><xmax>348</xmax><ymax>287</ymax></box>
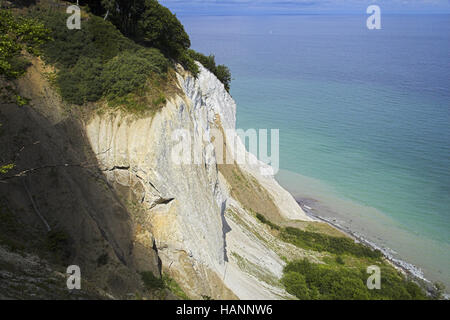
<box><xmin>159</xmin><ymin>0</ymin><xmax>450</xmax><ymax>15</ymax></box>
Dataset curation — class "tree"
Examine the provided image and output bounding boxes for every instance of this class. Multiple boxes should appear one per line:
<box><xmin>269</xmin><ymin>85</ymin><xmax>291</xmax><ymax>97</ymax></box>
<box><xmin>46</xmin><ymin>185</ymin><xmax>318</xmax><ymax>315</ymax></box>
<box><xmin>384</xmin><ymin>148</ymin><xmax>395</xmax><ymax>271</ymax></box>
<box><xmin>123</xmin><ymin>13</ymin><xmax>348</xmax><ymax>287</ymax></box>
<box><xmin>101</xmin><ymin>0</ymin><xmax>145</xmax><ymax>36</ymax></box>
<box><xmin>186</xmin><ymin>50</ymin><xmax>232</xmax><ymax>91</ymax></box>
<box><xmin>136</xmin><ymin>0</ymin><xmax>190</xmax><ymax>59</ymax></box>
<box><xmin>97</xmin><ymin>0</ymin><xmax>190</xmax><ymax>59</ymax></box>
<box><xmin>215</xmin><ymin>65</ymin><xmax>231</xmax><ymax>92</ymax></box>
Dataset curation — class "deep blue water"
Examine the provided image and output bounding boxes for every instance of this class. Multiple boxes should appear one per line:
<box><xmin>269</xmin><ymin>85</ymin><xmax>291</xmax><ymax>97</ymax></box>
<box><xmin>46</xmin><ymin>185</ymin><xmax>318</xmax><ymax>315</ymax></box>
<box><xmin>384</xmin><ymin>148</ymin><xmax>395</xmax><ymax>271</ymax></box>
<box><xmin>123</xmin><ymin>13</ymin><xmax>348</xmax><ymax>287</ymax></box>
<box><xmin>177</xmin><ymin>14</ymin><xmax>450</xmax><ymax>287</ymax></box>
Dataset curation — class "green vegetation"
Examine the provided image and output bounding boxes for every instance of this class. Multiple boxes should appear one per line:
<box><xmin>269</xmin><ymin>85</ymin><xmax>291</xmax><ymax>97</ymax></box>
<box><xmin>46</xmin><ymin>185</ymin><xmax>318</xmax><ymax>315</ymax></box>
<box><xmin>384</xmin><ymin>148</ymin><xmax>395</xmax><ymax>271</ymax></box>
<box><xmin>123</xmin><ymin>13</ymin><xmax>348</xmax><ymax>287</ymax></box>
<box><xmin>141</xmin><ymin>271</ymin><xmax>165</xmax><ymax>290</ymax></box>
<box><xmin>250</xmin><ymin>213</ymin><xmax>430</xmax><ymax>300</ymax></box>
<box><xmin>102</xmin><ymin>49</ymin><xmax>168</xmax><ymax>99</ymax></box>
<box><xmin>74</xmin><ymin>0</ymin><xmax>230</xmax><ymax>86</ymax></box>
<box><xmin>255</xmin><ymin>212</ymin><xmax>280</xmax><ymax>230</ymax></box>
<box><xmin>280</xmin><ymin>226</ymin><xmax>382</xmax><ymax>259</ymax></box>
<box><xmin>27</xmin><ymin>8</ymin><xmax>170</xmax><ymax>110</ymax></box>
<box><xmin>57</xmin><ymin>56</ymin><xmax>104</xmax><ymax>104</ymax></box>
<box><xmin>255</xmin><ymin>211</ymin><xmax>380</xmax><ymax>259</ymax></box>
<box><xmin>33</xmin><ymin>10</ymin><xmax>135</xmax><ymax>69</ymax></box>
<box><xmin>163</xmin><ymin>274</ymin><xmax>190</xmax><ymax>300</ymax></box>
<box><xmin>335</xmin><ymin>255</ymin><xmax>345</xmax><ymax>265</ymax></box>
<box><xmin>141</xmin><ymin>271</ymin><xmax>190</xmax><ymax>300</ymax></box>
<box><xmin>135</xmin><ymin>0</ymin><xmax>190</xmax><ymax>59</ymax></box>
<box><xmin>0</xmin><ymin>163</ymin><xmax>15</xmax><ymax>174</ymax></box>
<box><xmin>2</xmin><ymin>1</ymin><xmax>231</xmax><ymax>109</ymax></box>
<box><xmin>0</xmin><ymin>10</ymin><xmax>50</xmax><ymax>78</ymax></box>
<box><xmin>433</xmin><ymin>282</ymin><xmax>446</xmax><ymax>300</ymax></box>
<box><xmin>97</xmin><ymin>0</ymin><xmax>190</xmax><ymax>58</ymax></box>
<box><xmin>282</xmin><ymin>259</ymin><xmax>427</xmax><ymax>300</ymax></box>
<box><xmin>186</xmin><ymin>50</ymin><xmax>232</xmax><ymax>91</ymax></box>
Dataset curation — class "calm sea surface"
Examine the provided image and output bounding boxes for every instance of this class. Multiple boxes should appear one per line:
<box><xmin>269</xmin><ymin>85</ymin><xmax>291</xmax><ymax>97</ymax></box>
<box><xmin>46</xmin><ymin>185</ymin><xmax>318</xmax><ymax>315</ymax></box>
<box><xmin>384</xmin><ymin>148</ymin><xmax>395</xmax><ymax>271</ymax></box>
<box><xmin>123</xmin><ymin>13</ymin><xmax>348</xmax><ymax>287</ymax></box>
<box><xmin>178</xmin><ymin>14</ymin><xmax>450</xmax><ymax>288</ymax></box>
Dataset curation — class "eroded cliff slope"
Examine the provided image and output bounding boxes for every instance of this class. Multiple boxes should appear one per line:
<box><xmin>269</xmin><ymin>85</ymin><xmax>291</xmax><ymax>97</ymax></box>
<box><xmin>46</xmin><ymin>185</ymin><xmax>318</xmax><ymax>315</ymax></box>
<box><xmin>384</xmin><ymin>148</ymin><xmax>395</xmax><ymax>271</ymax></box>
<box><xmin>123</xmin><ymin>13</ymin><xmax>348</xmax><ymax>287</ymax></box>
<box><xmin>1</xmin><ymin>58</ymin><xmax>313</xmax><ymax>300</ymax></box>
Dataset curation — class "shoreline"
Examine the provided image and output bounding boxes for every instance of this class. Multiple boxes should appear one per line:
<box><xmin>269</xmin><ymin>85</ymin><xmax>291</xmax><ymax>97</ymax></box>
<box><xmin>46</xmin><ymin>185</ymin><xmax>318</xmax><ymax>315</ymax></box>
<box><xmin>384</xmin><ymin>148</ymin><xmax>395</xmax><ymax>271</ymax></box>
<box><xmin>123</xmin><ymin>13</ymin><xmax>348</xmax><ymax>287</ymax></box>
<box><xmin>294</xmin><ymin>198</ymin><xmax>440</xmax><ymax>296</ymax></box>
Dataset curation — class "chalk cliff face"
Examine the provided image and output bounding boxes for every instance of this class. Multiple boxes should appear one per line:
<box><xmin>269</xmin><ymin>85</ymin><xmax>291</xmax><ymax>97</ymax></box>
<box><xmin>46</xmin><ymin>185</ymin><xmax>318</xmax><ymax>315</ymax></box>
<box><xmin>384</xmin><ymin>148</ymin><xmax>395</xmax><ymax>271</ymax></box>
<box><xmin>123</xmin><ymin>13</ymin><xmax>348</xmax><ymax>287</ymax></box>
<box><xmin>85</xmin><ymin>63</ymin><xmax>311</xmax><ymax>299</ymax></box>
<box><xmin>1</xmin><ymin>55</ymin><xmax>312</xmax><ymax>299</ymax></box>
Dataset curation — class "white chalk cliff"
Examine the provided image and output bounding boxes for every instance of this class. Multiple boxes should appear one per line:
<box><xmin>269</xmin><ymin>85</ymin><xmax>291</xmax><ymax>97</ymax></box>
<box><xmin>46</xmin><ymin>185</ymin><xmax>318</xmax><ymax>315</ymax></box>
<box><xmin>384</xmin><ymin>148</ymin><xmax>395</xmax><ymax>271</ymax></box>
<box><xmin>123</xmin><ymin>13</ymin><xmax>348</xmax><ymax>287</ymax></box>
<box><xmin>85</xmin><ymin>63</ymin><xmax>312</xmax><ymax>299</ymax></box>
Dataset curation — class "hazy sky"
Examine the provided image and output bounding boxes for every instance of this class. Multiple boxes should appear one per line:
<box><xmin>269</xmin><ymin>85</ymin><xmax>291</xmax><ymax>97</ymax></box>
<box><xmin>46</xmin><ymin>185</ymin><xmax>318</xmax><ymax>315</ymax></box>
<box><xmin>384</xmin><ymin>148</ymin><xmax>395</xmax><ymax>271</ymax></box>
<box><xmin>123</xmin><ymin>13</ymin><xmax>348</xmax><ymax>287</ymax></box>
<box><xmin>159</xmin><ymin>0</ymin><xmax>450</xmax><ymax>15</ymax></box>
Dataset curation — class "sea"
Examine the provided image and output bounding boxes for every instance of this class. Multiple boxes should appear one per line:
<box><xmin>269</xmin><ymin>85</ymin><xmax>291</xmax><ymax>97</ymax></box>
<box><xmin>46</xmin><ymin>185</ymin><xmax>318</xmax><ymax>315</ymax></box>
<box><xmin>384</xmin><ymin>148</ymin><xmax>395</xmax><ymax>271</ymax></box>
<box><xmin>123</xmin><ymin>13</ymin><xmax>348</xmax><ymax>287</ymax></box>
<box><xmin>176</xmin><ymin>14</ymin><xmax>450</xmax><ymax>290</ymax></box>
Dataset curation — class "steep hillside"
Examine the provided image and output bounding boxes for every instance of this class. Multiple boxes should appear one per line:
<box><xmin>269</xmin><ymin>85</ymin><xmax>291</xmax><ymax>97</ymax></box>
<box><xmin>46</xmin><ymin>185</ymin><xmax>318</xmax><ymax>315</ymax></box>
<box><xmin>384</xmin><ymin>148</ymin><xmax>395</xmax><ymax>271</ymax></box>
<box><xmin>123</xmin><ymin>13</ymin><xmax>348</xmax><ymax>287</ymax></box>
<box><xmin>0</xmin><ymin>1</ymin><xmax>434</xmax><ymax>300</ymax></box>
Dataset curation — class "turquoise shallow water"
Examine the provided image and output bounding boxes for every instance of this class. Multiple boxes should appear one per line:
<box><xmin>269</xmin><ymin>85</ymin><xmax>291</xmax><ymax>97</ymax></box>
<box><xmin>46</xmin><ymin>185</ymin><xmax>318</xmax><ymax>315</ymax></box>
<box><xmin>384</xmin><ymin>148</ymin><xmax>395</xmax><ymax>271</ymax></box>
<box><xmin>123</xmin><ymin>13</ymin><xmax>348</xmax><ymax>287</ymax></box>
<box><xmin>177</xmin><ymin>14</ymin><xmax>450</xmax><ymax>288</ymax></box>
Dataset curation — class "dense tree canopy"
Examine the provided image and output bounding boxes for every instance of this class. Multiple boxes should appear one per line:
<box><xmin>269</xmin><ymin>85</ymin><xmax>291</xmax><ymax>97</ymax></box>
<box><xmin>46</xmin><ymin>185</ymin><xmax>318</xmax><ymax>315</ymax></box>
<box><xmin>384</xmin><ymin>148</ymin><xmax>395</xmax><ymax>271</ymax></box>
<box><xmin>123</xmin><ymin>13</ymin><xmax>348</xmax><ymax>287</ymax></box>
<box><xmin>136</xmin><ymin>0</ymin><xmax>190</xmax><ymax>58</ymax></box>
<box><xmin>101</xmin><ymin>0</ymin><xmax>145</xmax><ymax>37</ymax></box>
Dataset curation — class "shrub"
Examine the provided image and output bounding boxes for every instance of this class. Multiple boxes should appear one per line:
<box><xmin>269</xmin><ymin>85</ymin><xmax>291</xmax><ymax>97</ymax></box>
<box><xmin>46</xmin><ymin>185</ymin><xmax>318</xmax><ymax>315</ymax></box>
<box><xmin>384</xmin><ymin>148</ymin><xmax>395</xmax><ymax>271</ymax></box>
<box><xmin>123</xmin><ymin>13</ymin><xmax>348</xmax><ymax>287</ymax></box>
<box><xmin>30</xmin><ymin>8</ymin><xmax>169</xmax><ymax>106</ymax></box>
<box><xmin>280</xmin><ymin>226</ymin><xmax>382</xmax><ymax>259</ymax></box>
<box><xmin>336</xmin><ymin>256</ymin><xmax>345</xmax><ymax>265</ymax></box>
<box><xmin>215</xmin><ymin>64</ymin><xmax>232</xmax><ymax>91</ymax></box>
<box><xmin>33</xmin><ymin>10</ymin><xmax>135</xmax><ymax>69</ymax></box>
<box><xmin>178</xmin><ymin>51</ymin><xmax>199</xmax><ymax>77</ymax></box>
<box><xmin>255</xmin><ymin>213</ymin><xmax>280</xmax><ymax>230</ymax></box>
<box><xmin>23</xmin><ymin>3</ymin><xmax>227</xmax><ymax>108</ymax></box>
<box><xmin>141</xmin><ymin>272</ymin><xmax>190</xmax><ymax>299</ymax></box>
<box><xmin>101</xmin><ymin>49</ymin><xmax>167</xmax><ymax>100</ymax></box>
<box><xmin>141</xmin><ymin>271</ymin><xmax>164</xmax><ymax>290</ymax></box>
<box><xmin>162</xmin><ymin>275</ymin><xmax>190</xmax><ymax>300</ymax></box>
<box><xmin>58</xmin><ymin>57</ymin><xmax>104</xmax><ymax>104</ymax></box>
<box><xmin>0</xmin><ymin>163</ymin><xmax>15</xmax><ymax>174</ymax></box>
<box><xmin>282</xmin><ymin>259</ymin><xmax>427</xmax><ymax>300</ymax></box>
<box><xmin>281</xmin><ymin>271</ymin><xmax>311</xmax><ymax>300</ymax></box>
<box><xmin>0</xmin><ymin>9</ymin><xmax>50</xmax><ymax>78</ymax></box>
<box><xmin>188</xmin><ymin>50</ymin><xmax>216</xmax><ymax>72</ymax></box>
<box><xmin>186</xmin><ymin>50</ymin><xmax>232</xmax><ymax>91</ymax></box>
